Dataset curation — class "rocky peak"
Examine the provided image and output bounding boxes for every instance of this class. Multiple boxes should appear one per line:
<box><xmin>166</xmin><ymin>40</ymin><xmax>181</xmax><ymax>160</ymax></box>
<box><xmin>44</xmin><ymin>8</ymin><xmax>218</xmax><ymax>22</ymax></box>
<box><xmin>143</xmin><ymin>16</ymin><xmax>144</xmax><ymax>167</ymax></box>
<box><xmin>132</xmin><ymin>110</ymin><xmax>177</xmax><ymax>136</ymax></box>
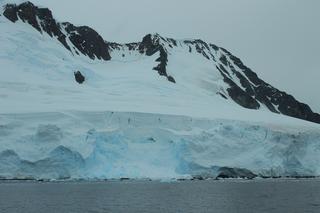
<box><xmin>62</xmin><ymin>22</ymin><xmax>110</xmax><ymax>60</ymax></box>
<box><xmin>3</xmin><ymin>1</ymin><xmax>36</xmax><ymax>24</ymax></box>
<box><xmin>138</xmin><ymin>34</ymin><xmax>176</xmax><ymax>83</ymax></box>
<box><xmin>3</xmin><ymin>1</ymin><xmax>71</xmax><ymax>51</ymax></box>
<box><xmin>139</xmin><ymin>34</ymin><xmax>164</xmax><ymax>55</ymax></box>
<box><xmin>2</xmin><ymin>1</ymin><xmax>111</xmax><ymax>60</ymax></box>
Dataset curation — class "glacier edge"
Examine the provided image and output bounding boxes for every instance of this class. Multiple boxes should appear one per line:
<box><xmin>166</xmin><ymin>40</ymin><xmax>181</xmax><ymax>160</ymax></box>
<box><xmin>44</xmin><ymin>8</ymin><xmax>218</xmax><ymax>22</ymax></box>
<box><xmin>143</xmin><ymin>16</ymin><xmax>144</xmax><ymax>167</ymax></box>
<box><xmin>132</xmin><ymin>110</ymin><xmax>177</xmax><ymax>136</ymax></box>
<box><xmin>0</xmin><ymin>111</ymin><xmax>319</xmax><ymax>180</ymax></box>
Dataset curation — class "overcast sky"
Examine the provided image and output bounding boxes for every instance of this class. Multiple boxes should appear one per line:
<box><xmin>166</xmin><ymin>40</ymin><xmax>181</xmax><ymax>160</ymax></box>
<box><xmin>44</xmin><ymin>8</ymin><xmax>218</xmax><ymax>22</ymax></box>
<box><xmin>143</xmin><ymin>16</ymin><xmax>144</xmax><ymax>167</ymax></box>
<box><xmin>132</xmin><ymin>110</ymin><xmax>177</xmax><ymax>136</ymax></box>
<box><xmin>30</xmin><ymin>0</ymin><xmax>320</xmax><ymax>111</ymax></box>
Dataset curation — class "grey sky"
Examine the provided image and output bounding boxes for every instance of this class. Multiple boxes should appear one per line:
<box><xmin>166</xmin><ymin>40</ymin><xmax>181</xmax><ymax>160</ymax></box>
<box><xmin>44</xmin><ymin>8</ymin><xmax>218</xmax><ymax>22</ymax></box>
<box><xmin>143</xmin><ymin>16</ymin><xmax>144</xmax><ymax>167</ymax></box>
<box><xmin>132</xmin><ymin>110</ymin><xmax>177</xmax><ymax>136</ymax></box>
<box><xmin>32</xmin><ymin>0</ymin><xmax>320</xmax><ymax>111</ymax></box>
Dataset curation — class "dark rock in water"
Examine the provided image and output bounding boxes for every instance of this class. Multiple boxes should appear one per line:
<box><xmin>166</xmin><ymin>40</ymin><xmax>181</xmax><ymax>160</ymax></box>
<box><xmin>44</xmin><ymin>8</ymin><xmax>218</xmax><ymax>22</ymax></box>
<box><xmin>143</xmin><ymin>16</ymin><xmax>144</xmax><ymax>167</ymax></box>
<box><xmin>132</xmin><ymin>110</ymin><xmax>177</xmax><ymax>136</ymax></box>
<box><xmin>120</xmin><ymin>177</ymin><xmax>130</xmax><ymax>181</ymax></box>
<box><xmin>217</xmin><ymin>167</ymin><xmax>257</xmax><ymax>179</ymax></box>
<box><xmin>74</xmin><ymin>71</ymin><xmax>85</xmax><ymax>84</ymax></box>
<box><xmin>290</xmin><ymin>175</ymin><xmax>317</xmax><ymax>179</ymax></box>
<box><xmin>260</xmin><ymin>175</ymin><xmax>282</xmax><ymax>179</ymax></box>
<box><xmin>191</xmin><ymin>175</ymin><xmax>205</xmax><ymax>181</ymax></box>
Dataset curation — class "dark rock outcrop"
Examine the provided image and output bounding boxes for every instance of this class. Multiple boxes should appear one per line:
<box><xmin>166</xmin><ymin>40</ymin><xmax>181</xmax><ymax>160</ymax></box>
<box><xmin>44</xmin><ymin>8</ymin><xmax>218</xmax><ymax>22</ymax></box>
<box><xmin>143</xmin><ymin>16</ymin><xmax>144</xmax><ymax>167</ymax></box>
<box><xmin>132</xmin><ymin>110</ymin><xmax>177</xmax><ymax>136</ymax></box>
<box><xmin>217</xmin><ymin>66</ymin><xmax>260</xmax><ymax>109</ymax></box>
<box><xmin>184</xmin><ymin>39</ymin><xmax>216</xmax><ymax>61</ymax></box>
<box><xmin>3</xmin><ymin>2</ymin><xmax>70</xmax><ymax>50</ymax></box>
<box><xmin>138</xmin><ymin>34</ymin><xmax>161</xmax><ymax>56</ymax></box>
<box><xmin>3</xmin><ymin>1</ymin><xmax>111</xmax><ymax>60</ymax></box>
<box><xmin>139</xmin><ymin>34</ymin><xmax>176</xmax><ymax>83</ymax></box>
<box><xmin>217</xmin><ymin>167</ymin><xmax>257</xmax><ymax>179</ymax></box>
<box><xmin>220</xmin><ymin>48</ymin><xmax>320</xmax><ymax>123</ymax></box>
<box><xmin>74</xmin><ymin>71</ymin><xmax>85</xmax><ymax>84</ymax></box>
<box><xmin>63</xmin><ymin>23</ymin><xmax>111</xmax><ymax>60</ymax></box>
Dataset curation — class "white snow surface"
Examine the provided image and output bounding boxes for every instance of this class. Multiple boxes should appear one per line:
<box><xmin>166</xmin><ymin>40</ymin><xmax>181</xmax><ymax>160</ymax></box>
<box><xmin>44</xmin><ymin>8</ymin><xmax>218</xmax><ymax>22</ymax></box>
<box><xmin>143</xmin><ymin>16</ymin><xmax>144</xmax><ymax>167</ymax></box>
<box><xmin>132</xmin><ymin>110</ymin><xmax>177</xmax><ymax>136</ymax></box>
<box><xmin>1</xmin><ymin>7</ymin><xmax>320</xmax><ymax>180</ymax></box>
<box><xmin>0</xmin><ymin>13</ymin><xmax>317</xmax><ymax>126</ymax></box>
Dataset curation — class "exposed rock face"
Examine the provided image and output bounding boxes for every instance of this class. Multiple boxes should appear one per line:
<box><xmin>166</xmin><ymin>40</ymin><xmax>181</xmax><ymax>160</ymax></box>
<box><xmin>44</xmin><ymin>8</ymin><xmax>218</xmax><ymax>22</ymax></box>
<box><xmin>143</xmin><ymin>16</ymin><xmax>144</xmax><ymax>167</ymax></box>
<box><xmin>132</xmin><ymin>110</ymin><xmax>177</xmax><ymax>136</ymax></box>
<box><xmin>3</xmin><ymin>1</ymin><xmax>111</xmax><ymax>60</ymax></box>
<box><xmin>217</xmin><ymin>66</ymin><xmax>260</xmax><ymax>109</ymax></box>
<box><xmin>220</xmin><ymin>48</ymin><xmax>320</xmax><ymax>123</ymax></box>
<box><xmin>63</xmin><ymin>23</ymin><xmax>110</xmax><ymax>60</ymax></box>
<box><xmin>184</xmin><ymin>39</ymin><xmax>218</xmax><ymax>60</ymax></box>
<box><xmin>74</xmin><ymin>71</ymin><xmax>85</xmax><ymax>84</ymax></box>
<box><xmin>3</xmin><ymin>2</ymin><xmax>70</xmax><ymax>50</ymax></box>
<box><xmin>139</xmin><ymin>34</ymin><xmax>176</xmax><ymax>83</ymax></box>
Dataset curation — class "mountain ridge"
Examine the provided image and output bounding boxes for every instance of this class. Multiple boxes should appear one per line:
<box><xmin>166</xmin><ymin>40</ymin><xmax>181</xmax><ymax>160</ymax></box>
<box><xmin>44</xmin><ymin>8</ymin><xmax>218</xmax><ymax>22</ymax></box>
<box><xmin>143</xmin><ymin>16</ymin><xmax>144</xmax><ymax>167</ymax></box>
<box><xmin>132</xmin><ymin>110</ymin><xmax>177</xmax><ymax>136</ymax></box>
<box><xmin>1</xmin><ymin>1</ymin><xmax>320</xmax><ymax>124</ymax></box>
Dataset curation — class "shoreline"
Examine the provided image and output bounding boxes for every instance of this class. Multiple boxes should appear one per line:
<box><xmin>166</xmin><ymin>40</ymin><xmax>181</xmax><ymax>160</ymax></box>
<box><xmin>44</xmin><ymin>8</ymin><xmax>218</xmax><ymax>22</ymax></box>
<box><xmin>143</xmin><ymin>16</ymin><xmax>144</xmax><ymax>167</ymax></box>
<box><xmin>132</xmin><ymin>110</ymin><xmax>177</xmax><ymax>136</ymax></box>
<box><xmin>1</xmin><ymin>176</ymin><xmax>320</xmax><ymax>184</ymax></box>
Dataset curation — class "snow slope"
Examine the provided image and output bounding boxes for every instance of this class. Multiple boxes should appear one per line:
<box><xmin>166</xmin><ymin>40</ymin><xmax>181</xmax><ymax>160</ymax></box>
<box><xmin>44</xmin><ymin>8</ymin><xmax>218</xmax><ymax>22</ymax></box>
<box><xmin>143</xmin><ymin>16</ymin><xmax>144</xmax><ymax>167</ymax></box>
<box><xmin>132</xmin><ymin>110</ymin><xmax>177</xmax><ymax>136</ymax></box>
<box><xmin>0</xmin><ymin>1</ymin><xmax>320</xmax><ymax>180</ymax></box>
<box><xmin>0</xmin><ymin>10</ymin><xmax>318</xmax><ymax>125</ymax></box>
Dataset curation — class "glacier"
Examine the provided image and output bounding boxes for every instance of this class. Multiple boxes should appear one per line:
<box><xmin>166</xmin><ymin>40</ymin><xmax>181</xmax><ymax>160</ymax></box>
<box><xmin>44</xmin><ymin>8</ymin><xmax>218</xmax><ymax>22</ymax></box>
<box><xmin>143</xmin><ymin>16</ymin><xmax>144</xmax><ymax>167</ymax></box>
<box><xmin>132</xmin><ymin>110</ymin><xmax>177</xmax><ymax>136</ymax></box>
<box><xmin>1</xmin><ymin>111</ymin><xmax>320</xmax><ymax>180</ymax></box>
<box><xmin>1</xmin><ymin>1</ymin><xmax>320</xmax><ymax>181</ymax></box>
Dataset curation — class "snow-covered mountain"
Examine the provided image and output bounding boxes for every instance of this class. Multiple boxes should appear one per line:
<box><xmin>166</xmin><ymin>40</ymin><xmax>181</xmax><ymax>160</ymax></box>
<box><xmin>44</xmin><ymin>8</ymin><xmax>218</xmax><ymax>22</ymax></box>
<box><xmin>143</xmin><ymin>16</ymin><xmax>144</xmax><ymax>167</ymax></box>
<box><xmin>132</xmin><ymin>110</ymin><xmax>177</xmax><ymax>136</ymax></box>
<box><xmin>2</xmin><ymin>1</ymin><xmax>320</xmax><ymax>123</ymax></box>
<box><xmin>1</xmin><ymin>1</ymin><xmax>320</xmax><ymax>180</ymax></box>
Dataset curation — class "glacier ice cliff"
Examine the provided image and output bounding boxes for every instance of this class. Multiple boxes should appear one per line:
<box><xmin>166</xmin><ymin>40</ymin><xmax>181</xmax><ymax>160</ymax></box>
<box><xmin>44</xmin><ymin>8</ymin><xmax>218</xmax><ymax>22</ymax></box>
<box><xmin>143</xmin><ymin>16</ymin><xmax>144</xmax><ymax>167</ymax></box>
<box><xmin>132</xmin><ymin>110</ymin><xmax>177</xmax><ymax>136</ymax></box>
<box><xmin>0</xmin><ymin>111</ymin><xmax>319</xmax><ymax>180</ymax></box>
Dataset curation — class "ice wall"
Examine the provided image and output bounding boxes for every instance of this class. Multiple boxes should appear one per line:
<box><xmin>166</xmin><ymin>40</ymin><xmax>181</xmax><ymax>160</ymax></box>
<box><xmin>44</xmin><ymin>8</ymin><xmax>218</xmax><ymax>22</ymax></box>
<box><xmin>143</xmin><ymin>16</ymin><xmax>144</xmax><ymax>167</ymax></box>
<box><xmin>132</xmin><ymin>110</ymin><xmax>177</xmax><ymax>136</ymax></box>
<box><xmin>0</xmin><ymin>111</ymin><xmax>319</xmax><ymax>180</ymax></box>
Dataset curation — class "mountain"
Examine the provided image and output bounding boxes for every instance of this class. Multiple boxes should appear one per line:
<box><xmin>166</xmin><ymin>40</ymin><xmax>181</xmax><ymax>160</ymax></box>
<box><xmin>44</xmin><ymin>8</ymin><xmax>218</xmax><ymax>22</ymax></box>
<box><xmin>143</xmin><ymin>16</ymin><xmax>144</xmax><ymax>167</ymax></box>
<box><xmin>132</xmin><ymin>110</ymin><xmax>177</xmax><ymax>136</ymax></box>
<box><xmin>2</xmin><ymin>1</ymin><xmax>320</xmax><ymax>124</ymax></box>
<box><xmin>0</xmin><ymin>1</ymin><xmax>320</xmax><ymax>180</ymax></box>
